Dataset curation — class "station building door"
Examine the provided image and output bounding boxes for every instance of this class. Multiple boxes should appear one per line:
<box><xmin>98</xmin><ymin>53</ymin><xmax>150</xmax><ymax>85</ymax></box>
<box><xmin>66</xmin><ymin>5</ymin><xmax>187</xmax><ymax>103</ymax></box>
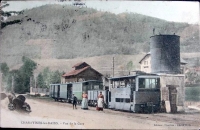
<box><xmin>168</xmin><ymin>85</ymin><xmax>178</xmax><ymax>113</ymax></box>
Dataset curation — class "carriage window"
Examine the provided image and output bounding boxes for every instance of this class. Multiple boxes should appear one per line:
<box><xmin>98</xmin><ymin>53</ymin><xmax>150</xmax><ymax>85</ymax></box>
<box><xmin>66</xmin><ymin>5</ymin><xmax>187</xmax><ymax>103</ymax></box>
<box><xmin>109</xmin><ymin>91</ymin><xmax>111</xmax><ymax>102</ymax></box>
<box><xmin>94</xmin><ymin>85</ymin><xmax>99</xmax><ymax>90</ymax></box>
<box><xmin>116</xmin><ymin>98</ymin><xmax>120</xmax><ymax>102</ymax></box>
<box><xmin>82</xmin><ymin>85</ymin><xmax>87</xmax><ymax>92</ymax></box>
<box><xmin>139</xmin><ymin>78</ymin><xmax>159</xmax><ymax>89</ymax></box>
<box><xmin>139</xmin><ymin>78</ymin><xmax>145</xmax><ymax>88</ymax></box>
<box><xmin>125</xmin><ymin>98</ymin><xmax>130</xmax><ymax>103</ymax></box>
<box><xmin>99</xmin><ymin>84</ymin><xmax>103</xmax><ymax>90</ymax></box>
<box><xmin>85</xmin><ymin>82</ymin><xmax>89</xmax><ymax>85</ymax></box>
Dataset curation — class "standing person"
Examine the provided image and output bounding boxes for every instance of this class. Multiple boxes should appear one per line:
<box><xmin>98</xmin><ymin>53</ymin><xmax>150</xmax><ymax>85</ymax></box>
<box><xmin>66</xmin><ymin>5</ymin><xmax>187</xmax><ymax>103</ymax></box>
<box><xmin>97</xmin><ymin>91</ymin><xmax>104</xmax><ymax>111</ymax></box>
<box><xmin>81</xmin><ymin>91</ymin><xmax>88</xmax><ymax>110</ymax></box>
<box><xmin>72</xmin><ymin>94</ymin><xmax>77</xmax><ymax>109</ymax></box>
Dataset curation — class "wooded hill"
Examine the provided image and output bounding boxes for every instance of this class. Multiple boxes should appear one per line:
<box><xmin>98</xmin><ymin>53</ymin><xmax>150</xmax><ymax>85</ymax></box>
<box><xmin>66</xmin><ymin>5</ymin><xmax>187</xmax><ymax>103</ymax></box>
<box><xmin>0</xmin><ymin>4</ymin><xmax>199</xmax><ymax>68</ymax></box>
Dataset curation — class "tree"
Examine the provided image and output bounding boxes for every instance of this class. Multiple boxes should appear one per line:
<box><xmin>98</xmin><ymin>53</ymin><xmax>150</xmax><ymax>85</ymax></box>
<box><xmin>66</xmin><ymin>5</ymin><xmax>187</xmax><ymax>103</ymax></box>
<box><xmin>12</xmin><ymin>56</ymin><xmax>37</xmax><ymax>93</ymax></box>
<box><xmin>8</xmin><ymin>69</ymin><xmax>20</xmax><ymax>93</ymax></box>
<box><xmin>0</xmin><ymin>62</ymin><xmax>10</xmax><ymax>90</ymax></box>
<box><xmin>20</xmin><ymin>56</ymin><xmax>37</xmax><ymax>92</ymax></box>
<box><xmin>185</xmin><ymin>70</ymin><xmax>200</xmax><ymax>84</ymax></box>
<box><xmin>0</xmin><ymin>62</ymin><xmax>9</xmax><ymax>76</ymax></box>
<box><xmin>37</xmin><ymin>72</ymin><xmax>45</xmax><ymax>88</ymax></box>
<box><xmin>42</xmin><ymin>67</ymin><xmax>51</xmax><ymax>88</ymax></box>
<box><xmin>0</xmin><ymin>1</ymin><xmax>22</xmax><ymax>29</ymax></box>
<box><xmin>0</xmin><ymin>1</ymin><xmax>10</xmax><ymax>22</ymax></box>
<box><xmin>50</xmin><ymin>70</ymin><xmax>61</xmax><ymax>84</ymax></box>
<box><xmin>126</xmin><ymin>61</ymin><xmax>134</xmax><ymax>75</ymax></box>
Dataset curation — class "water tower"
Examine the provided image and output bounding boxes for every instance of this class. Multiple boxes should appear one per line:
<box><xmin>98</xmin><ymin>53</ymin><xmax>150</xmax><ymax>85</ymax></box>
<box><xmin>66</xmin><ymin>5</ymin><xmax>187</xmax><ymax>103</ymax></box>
<box><xmin>150</xmin><ymin>34</ymin><xmax>180</xmax><ymax>74</ymax></box>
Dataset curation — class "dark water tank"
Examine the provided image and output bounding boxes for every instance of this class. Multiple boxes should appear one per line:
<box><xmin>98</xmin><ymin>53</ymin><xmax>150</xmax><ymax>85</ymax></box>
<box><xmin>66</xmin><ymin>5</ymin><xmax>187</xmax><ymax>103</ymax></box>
<box><xmin>150</xmin><ymin>35</ymin><xmax>180</xmax><ymax>74</ymax></box>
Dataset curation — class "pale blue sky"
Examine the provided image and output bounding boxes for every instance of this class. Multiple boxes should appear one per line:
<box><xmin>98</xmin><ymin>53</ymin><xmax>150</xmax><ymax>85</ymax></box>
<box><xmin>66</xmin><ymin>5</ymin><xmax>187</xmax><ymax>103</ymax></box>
<box><xmin>3</xmin><ymin>1</ymin><xmax>199</xmax><ymax>24</ymax></box>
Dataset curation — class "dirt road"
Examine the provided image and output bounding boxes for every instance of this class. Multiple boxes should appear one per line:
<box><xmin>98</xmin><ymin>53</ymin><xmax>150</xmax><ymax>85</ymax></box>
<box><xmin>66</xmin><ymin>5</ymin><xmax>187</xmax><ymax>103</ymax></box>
<box><xmin>1</xmin><ymin>95</ymin><xmax>200</xmax><ymax>129</ymax></box>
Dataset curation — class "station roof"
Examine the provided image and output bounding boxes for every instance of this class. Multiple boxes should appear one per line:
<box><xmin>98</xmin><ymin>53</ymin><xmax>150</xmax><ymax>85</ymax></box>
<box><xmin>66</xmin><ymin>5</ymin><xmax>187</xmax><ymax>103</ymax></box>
<box><xmin>139</xmin><ymin>52</ymin><xmax>150</xmax><ymax>64</ymax></box>
<box><xmin>62</xmin><ymin>66</ymin><xmax>90</xmax><ymax>77</ymax></box>
<box><xmin>72</xmin><ymin>62</ymin><xmax>90</xmax><ymax>68</ymax></box>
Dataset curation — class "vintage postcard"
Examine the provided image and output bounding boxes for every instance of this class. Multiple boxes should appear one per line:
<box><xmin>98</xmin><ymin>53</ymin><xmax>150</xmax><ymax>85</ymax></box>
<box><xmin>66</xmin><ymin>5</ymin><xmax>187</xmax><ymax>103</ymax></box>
<box><xmin>0</xmin><ymin>0</ymin><xmax>200</xmax><ymax>129</ymax></box>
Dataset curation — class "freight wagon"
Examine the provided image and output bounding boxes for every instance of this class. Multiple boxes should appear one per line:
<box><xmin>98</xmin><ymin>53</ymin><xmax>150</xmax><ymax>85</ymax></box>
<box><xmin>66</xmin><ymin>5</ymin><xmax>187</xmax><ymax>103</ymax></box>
<box><xmin>49</xmin><ymin>80</ymin><xmax>103</xmax><ymax>103</ymax></box>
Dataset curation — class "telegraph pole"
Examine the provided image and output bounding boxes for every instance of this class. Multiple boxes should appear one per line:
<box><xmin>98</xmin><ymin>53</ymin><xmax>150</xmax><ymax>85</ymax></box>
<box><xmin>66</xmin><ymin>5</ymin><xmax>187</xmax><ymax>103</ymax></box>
<box><xmin>113</xmin><ymin>57</ymin><xmax>114</xmax><ymax>77</ymax></box>
<box><xmin>12</xmin><ymin>76</ymin><xmax>14</xmax><ymax>93</ymax></box>
<box><xmin>0</xmin><ymin>73</ymin><xmax>2</xmax><ymax>92</ymax></box>
<box><xmin>35</xmin><ymin>75</ymin><xmax>36</xmax><ymax>95</ymax></box>
<box><xmin>30</xmin><ymin>76</ymin><xmax>32</xmax><ymax>93</ymax></box>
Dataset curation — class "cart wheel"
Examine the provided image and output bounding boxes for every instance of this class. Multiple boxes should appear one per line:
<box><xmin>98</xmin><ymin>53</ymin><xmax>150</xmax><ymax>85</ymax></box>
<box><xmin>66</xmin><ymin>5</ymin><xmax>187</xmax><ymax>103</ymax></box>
<box><xmin>25</xmin><ymin>104</ymin><xmax>31</xmax><ymax>112</ymax></box>
<box><xmin>8</xmin><ymin>103</ymin><xmax>16</xmax><ymax>110</ymax></box>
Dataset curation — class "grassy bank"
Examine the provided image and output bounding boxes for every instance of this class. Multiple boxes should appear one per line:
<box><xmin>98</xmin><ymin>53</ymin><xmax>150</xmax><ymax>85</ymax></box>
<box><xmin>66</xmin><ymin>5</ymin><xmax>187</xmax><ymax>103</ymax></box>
<box><xmin>185</xmin><ymin>86</ymin><xmax>200</xmax><ymax>101</ymax></box>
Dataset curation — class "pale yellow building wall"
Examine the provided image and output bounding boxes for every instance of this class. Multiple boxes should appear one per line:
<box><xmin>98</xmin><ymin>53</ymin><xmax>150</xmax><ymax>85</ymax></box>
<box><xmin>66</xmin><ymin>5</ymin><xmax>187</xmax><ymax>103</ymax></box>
<box><xmin>61</xmin><ymin>77</ymin><xmax>65</xmax><ymax>84</ymax></box>
<box><xmin>140</xmin><ymin>55</ymin><xmax>185</xmax><ymax>74</ymax></box>
<box><xmin>140</xmin><ymin>55</ymin><xmax>151</xmax><ymax>73</ymax></box>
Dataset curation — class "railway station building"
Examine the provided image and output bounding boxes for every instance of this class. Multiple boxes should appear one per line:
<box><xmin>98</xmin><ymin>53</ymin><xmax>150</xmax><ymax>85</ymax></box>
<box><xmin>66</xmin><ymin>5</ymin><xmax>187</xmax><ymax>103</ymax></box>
<box><xmin>61</xmin><ymin>62</ymin><xmax>103</xmax><ymax>83</ymax></box>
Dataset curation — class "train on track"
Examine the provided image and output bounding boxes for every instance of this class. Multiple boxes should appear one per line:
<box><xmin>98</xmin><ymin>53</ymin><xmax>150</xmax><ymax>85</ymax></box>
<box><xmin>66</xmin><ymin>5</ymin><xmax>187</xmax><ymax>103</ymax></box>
<box><xmin>49</xmin><ymin>72</ymin><xmax>161</xmax><ymax>113</ymax></box>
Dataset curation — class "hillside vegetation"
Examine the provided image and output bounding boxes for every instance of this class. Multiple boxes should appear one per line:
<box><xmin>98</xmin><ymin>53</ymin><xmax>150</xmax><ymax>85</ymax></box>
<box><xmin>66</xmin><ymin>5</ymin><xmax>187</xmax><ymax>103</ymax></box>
<box><xmin>0</xmin><ymin>4</ymin><xmax>199</xmax><ymax>68</ymax></box>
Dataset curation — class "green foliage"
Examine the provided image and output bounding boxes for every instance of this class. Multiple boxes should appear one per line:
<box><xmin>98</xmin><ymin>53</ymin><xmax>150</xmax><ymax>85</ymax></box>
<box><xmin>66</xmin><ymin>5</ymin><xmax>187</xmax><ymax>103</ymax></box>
<box><xmin>186</xmin><ymin>69</ymin><xmax>200</xmax><ymax>84</ymax></box>
<box><xmin>6</xmin><ymin>73</ymin><xmax>12</xmax><ymax>92</ymax></box>
<box><xmin>1</xmin><ymin>20</ymin><xmax>22</xmax><ymax>29</ymax></box>
<box><xmin>1</xmin><ymin>11</ymin><xmax>12</xmax><ymax>17</ymax></box>
<box><xmin>185</xmin><ymin>86</ymin><xmax>200</xmax><ymax>101</ymax></box>
<box><xmin>37</xmin><ymin>72</ymin><xmax>46</xmax><ymax>88</ymax></box>
<box><xmin>1</xmin><ymin>2</ymin><xmax>23</xmax><ymax>28</ymax></box>
<box><xmin>186</xmin><ymin>71</ymin><xmax>195</xmax><ymax>82</ymax></box>
<box><xmin>126</xmin><ymin>61</ymin><xmax>134</xmax><ymax>74</ymax></box>
<box><xmin>35</xmin><ymin>67</ymin><xmax>62</xmax><ymax>88</ymax></box>
<box><xmin>51</xmin><ymin>70</ymin><xmax>61</xmax><ymax>84</ymax></box>
<box><xmin>5</xmin><ymin>69</ymin><xmax>19</xmax><ymax>92</ymax></box>
<box><xmin>9</xmin><ymin>56</ymin><xmax>37</xmax><ymax>93</ymax></box>
<box><xmin>0</xmin><ymin>62</ymin><xmax>9</xmax><ymax>76</ymax></box>
<box><xmin>126</xmin><ymin>61</ymin><xmax>133</xmax><ymax>70</ymax></box>
<box><xmin>0</xmin><ymin>1</ymin><xmax>9</xmax><ymax>9</ymax></box>
<box><xmin>42</xmin><ymin>67</ymin><xmax>51</xmax><ymax>88</ymax></box>
<box><xmin>21</xmin><ymin>56</ymin><xmax>37</xmax><ymax>75</ymax></box>
<box><xmin>0</xmin><ymin>62</ymin><xmax>10</xmax><ymax>88</ymax></box>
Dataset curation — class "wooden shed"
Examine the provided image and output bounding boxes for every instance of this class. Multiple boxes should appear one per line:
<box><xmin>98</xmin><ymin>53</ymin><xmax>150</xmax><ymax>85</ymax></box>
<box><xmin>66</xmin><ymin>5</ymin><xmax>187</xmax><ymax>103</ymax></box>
<box><xmin>61</xmin><ymin>62</ymin><xmax>103</xmax><ymax>83</ymax></box>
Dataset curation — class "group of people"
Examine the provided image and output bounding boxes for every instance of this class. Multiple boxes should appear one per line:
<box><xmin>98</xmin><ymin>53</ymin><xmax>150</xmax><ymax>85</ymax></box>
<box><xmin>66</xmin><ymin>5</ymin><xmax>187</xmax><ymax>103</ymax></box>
<box><xmin>72</xmin><ymin>91</ymin><xmax>104</xmax><ymax>111</ymax></box>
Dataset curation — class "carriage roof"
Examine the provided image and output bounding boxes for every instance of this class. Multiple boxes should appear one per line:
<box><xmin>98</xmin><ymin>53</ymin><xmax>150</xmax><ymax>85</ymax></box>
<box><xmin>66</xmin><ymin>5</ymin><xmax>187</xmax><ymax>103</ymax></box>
<box><xmin>108</xmin><ymin>73</ymin><xmax>159</xmax><ymax>81</ymax></box>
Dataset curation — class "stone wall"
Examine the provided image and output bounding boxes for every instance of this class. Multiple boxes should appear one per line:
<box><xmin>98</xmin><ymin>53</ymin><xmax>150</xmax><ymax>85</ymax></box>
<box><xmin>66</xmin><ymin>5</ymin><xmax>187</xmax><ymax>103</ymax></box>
<box><xmin>30</xmin><ymin>87</ymin><xmax>49</xmax><ymax>96</ymax></box>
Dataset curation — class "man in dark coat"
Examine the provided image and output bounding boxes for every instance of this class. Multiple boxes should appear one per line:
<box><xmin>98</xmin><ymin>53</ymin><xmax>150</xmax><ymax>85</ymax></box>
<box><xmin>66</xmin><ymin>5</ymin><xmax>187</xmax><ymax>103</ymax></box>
<box><xmin>72</xmin><ymin>94</ymin><xmax>77</xmax><ymax>109</ymax></box>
